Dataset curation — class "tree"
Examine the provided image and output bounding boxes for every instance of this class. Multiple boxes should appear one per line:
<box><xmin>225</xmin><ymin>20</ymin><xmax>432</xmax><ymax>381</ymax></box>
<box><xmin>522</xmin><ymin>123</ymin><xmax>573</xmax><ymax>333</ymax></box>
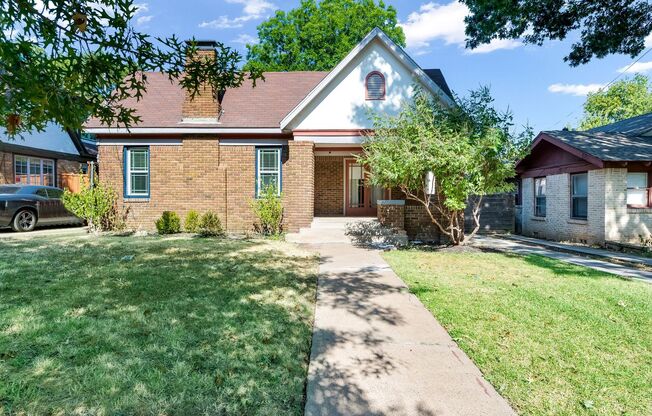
<box><xmin>359</xmin><ymin>88</ymin><xmax>531</xmax><ymax>245</ymax></box>
<box><xmin>245</xmin><ymin>0</ymin><xmax>405</xmax><ymax>72</ymax></box>
<box><xmin>461</xmin><ymin>0</ymin><xmax>652</xmax><ymax>66</ymax></box>
<box><xmin>1</xmin><ymin>0</ymin><xmax>261</xmax><ymax>136</ymax></box>
<box><xmin>579</xmin><ymin>74</ymin><xmax>652</xmax><ymax>129</ymax></box>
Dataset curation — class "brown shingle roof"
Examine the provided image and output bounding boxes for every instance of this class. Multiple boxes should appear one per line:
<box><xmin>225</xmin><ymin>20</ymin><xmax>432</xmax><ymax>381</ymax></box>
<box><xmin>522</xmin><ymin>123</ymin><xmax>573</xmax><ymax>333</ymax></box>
<box><xmin>85</xmin><ymin>71</ymin><xmax>328</xmax><ymax>129</ymax></box>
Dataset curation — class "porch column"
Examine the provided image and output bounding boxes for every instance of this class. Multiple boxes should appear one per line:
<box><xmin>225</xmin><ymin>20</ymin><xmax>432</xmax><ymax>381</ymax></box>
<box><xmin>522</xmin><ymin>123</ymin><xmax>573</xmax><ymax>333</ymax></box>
<box><xmin>377</xmin><ymin>200</ymin><xmax>405</xmax><ymax>231</ymax></box>
<box><xmin>283</xmin><ymin>141</ymin><xmax>315</xmax><ymax>231</ymax></box>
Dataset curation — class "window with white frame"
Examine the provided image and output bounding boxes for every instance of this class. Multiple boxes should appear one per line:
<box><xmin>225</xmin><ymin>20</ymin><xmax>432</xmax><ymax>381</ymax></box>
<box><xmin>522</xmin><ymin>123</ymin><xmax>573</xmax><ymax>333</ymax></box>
<box><xmin>256</xmin><ymin>147</ymin><xmax>281</xmax><ymax>197</ymax></box>
<box><xmin>14</xmin><ymin>155</ymin><xmax>55</xmax><ymax>186</ymax></box>
<box><xmin>125</xmin><ymin>147</ymin><xmax>149</xmax><ymax>197</ymax></box>
<box><xmin>627</xmin><ymin>172</ymin><xmax>648</xmax><ymax>207</ymax></box>
<box><xmin>534</xmin><ymin>177</ymin><xmax>546</xmax><ymax>217</ymax></box>
<box><xmin>570</xmin><ymin>173</ymin><xmax>588</xmax><ymax>219</ymax></box>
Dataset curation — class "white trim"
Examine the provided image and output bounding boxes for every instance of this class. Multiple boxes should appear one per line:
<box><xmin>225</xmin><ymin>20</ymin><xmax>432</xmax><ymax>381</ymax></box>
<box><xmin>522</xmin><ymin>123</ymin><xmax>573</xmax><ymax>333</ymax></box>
<box><xmin>219</xmin><ymin>139</ymin><xmax>288</xmax><ymax>146</ymax></box>
<box><xmin>256</xmin><ymin>147</ymin><xmax>282</xmax><ymax>197</ymax></box>
<box><xmin>295</xmin><ymin>136</ymin><xmax>364</xmax><ymax>144</ymax></box>
<box><xmin>86</xmin><ymin>127</ymin><xmax>283</xmax><ymax>135</ymax></box>
<box><xmin>126</xmin><ymin>148</ymin><xmax>149</xmax><ymax>197</ymax></box>
<box><xmin>180</xmin><ymin>117</ymin><xmax>220</xmax><ymax>124</ymax></box>
<box><xmin>280</xmin><ymin>27</ymin><xmax>455</xmax><ymax>129</ymax></box>
<box><xmin>97</xmin><ymin>138</ymin><xmax>183</xmax><ymax>146</ymax></box>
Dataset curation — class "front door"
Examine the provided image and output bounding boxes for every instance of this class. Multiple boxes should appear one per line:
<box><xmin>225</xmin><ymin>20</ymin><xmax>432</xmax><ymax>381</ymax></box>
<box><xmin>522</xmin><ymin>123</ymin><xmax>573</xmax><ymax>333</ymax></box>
<box><xmin>345</xmin><ymin>159</ymin><xmax>386</xmax><ymax>216</ymax></box>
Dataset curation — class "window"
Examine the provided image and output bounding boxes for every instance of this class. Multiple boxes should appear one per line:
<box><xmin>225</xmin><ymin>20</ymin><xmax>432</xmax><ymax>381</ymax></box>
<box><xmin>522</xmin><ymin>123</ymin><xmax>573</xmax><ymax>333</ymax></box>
<box><xmin>627</xmin><ymin>172</ymin><xmax>649</xmax><ymax>207</ymax></box>
<box><xmin>534</xmin><ymin>177</ymin><xmax>546</xmax><ymax>217</ymax></box>
<box><xmin>365</xmin><ymin>71</ymin><xmax>385</xmax><ymax>100</ymax></box>
<box><xmin>14</xmin><ymin>156</ymin><xmax>55</xmax><ymax>186</ymax></box>
<box><xmin>125</xmin><ymin>147</ymin><xmax>149</xmax><ymax>197</ymax></box>
<box><xmin>256</xmin><ymin>147</ymin><xmax>281</xmax><ymax>197</ymax></box>
<box><xmin>47</xmin><ymin>188</ymin><xmax>63</xmax><ymax>199</ymax></box>
<box><xmin>571</xmin><ymin>173</ymin><xmax>588</xmax><ymax>219</ymax></box>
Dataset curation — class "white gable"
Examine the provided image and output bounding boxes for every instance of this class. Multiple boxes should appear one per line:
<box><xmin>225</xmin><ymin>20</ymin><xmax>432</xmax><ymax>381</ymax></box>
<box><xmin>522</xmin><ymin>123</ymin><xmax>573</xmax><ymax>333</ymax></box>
<box><xmin>283</xmin><ymin>28</ymin><xmax>453</xmax><ymax>132</ymax></box>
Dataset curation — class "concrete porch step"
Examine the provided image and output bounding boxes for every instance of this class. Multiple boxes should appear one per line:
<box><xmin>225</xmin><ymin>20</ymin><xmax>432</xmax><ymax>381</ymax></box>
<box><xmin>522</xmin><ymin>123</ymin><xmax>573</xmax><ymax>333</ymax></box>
<box><xmin>287</xmin><ymin>216</ymin><xmax>408</xmax><ymax>246</ymax></box>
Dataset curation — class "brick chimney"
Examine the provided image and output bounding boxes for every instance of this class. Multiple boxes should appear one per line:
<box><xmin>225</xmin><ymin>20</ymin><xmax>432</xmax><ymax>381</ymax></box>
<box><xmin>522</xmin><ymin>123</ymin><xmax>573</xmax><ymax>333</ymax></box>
<box><xmin>181</xmin><ymin>40</ymin><xmax>221</xmax><ymax>123</ymax></box>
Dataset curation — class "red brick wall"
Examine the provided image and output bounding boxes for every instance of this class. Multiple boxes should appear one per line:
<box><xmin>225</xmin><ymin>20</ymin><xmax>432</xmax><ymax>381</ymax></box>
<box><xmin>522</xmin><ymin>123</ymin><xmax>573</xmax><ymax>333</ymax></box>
<box><xmin>0</xmin><ymin>151</ymin><xmax>12</xmax><ymax>184</ymax></box>
<box><xmin>315</xmin><ymin>156</ymin><xmax>344</xmax><ymax>216</ymax></box>
<box><xmin>283</xmin><ymin>141</ymin><xmax>315</xmax><ymax>231</ymax></box>
<box><xmin>0</xmin><ymin>151</ymin><xmax>85</xmax><ymax>187</ymax></box>
<box><xmin>98</xmin><ymin>138</ymin><xmax>315</xmax><ymax>232</ymax></box>
<box><xmin>378</xmin><ymin>203</ymin><xmax>404</xmax><ymax>230</ymax></box>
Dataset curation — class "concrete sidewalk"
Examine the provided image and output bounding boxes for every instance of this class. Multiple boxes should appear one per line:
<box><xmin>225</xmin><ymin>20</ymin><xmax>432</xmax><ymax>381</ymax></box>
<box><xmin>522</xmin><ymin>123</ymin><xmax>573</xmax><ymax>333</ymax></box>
<box><xmin>473</xmin><ymin>235</ymin><xmax>652</xmax><ymax>283</ymax></box>
<box><xmin>506</xmin><ymin>234</ymin><xmax>652</xmax><ymax>267</ymax></box>
<box><xmin>299</xmin><ymin>233</ymin><xmax>515</xmax><ymax>415</ymax></box>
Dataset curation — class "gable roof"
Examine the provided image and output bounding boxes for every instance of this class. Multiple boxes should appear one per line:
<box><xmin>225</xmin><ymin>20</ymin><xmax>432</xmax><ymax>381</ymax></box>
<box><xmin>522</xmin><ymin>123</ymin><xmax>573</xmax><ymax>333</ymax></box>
<box><xmin>279</xmin><ymin>27</ymin><xmax>456</xmax><ymax>129</ymax></box>
<box><xmin>85</xmin><ymin>72</ymin><xmax>328</xmax><ymax>130</ymax></box>
<box><xmin>588</xmin><ymin>112</ymin><xmax>652</xmax><ymax>136</ymax></box>
<box><xmin>516</xmin><ymin>112</ymin><xmax>652</xmax><ymax>174</ymax></box>
<box><xmin>541</xmin><ymin>129</ymin><xmax>652</xmax><ymax>162</ymax></box>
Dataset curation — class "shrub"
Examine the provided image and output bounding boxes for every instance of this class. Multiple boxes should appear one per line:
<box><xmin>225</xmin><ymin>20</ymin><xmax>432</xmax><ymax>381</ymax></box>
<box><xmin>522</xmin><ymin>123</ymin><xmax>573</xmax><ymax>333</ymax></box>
<box><xmin>184</xmin><ymin>210</ymin><xmax>200</xmax><ymax>233</ymax></box>
<box><xmin>199</xmin><ymin>211</ymin><xmax>224</xmax><ymax>237</ymax></box>
<box><xmin>155</xmin><ymin>211</ymin><xmax>181</xmax><ymax>234</ymax></box>
<box><xmin>251</xmin><ymin>185</ymin><xmax>284</xmax><ymax>236</ymax></box>
<box><xmin>62</xmin><ymin>176</ymin><xmax>125</xmax><ymax>233</ymax></box>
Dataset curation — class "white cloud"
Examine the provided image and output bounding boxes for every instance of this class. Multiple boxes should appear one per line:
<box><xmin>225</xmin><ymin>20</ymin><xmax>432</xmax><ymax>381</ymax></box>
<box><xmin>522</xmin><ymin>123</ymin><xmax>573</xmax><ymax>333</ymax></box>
<box><xmin>233</xmin><ymin>33</ymin><xmax>258</xmax><ymax>45</ymax></box>
<box><xmin>200</xmin><ymin>0</ymin><xmax>275</xmax><ymax>29</ymax></box>
<box><xmin>618</xmin><ymin>61</ymin><xmax>652</xmax><ymax>74</ymax></box>
<box><xmin>548</xmin><ymin>83</ymin><xmax>606</xmax><ymax>96</ymax></box>
<box><xmin>466</xmin><ymin>38</ymin><xmax>522</xmax><ymax>54</ymax></box>
<box><xmin>136</xmin><ymin>15</ymin><xmax>153</xmax><ymax>25</ymax></box>
<box><xmin>133</xmin><ymin>3</ymin><xmax>153</xmax><ymax>26</ymax></box>
<box><xmin>226</xmin><ymin>0</ymin><xmax>274</xmax><ymax>17</ymax></box>
<box><xmin>400</xmin><ymin>1</ymin><xmax>522</xmax><ymax>55</ymax></box>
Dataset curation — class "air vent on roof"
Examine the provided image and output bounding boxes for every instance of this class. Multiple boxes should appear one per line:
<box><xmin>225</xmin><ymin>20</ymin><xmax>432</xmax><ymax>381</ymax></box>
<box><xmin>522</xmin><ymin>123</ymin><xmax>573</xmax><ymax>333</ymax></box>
<box><xmin>366</xmin><ymin>71</ymin><xmax>385</xmax><ymax>100</ymax></box>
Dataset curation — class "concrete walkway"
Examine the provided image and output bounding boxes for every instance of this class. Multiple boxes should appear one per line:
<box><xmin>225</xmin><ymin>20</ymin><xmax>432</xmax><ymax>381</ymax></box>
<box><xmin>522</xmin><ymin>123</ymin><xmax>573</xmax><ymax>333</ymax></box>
<box><xmin>473</xmin><ymin>235</ymin><xmax>652</xmax><ymax>283</ymax></box>
<box><xmin>506</xmin><ymin>234</ymin><xmax>652</xmax><ymax>267</ymax></box>
<box><xmin>293</xmin><ymin>219</ymin><xmax>515</xmax><ymax>416</ymax></box>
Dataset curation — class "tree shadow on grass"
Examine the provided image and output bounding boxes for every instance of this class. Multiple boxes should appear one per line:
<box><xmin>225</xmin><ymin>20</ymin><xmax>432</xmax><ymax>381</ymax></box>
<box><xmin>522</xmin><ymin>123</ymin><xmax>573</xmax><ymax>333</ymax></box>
<box><xmin>0</xmin><ymin>235</ymin><xmax>317</xmax><ymax>415</ymax></box>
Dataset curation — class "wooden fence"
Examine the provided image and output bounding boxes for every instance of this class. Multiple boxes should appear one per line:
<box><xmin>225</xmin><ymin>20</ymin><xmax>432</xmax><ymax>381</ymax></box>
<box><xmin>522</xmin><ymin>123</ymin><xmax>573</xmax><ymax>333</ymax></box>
<box><xmin>59</xmin><ymin>173</ymin><xmax>89</xmax><ymax>193</ymax></box>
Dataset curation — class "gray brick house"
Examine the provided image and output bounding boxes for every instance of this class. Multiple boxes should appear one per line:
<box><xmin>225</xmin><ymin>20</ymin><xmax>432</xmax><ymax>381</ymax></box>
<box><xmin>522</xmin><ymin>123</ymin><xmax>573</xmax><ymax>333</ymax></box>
<box><xmin>516</xmin><ymin>112</ymin><xmax>652</xmax><ymax>245</ymax></box>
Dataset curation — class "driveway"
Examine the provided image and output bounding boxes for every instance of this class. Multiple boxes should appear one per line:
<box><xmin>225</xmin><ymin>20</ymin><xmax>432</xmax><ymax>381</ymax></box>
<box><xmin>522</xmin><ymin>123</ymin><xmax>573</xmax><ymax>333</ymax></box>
<box><xmin>293</xmin><ymin>220</ymin><xmax>515</xmax><ymax>415</ymax></box>
<box><xmin>0</xmin><ymin>225</ymin><xmax>87</xmax><ymax>240</ymax></box>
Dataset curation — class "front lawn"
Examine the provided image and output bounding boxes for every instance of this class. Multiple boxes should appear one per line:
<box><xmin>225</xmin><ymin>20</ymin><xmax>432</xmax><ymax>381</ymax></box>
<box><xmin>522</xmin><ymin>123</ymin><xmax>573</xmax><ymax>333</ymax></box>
<box><xmin>384</xmin><ymin>249</ymin><xmax>652</xmax><ymax>416</ymax></box>
<box><xmin>0</xmin><ymin>235</ymin><xmax>317</xmax><ymax>415</ymax></box>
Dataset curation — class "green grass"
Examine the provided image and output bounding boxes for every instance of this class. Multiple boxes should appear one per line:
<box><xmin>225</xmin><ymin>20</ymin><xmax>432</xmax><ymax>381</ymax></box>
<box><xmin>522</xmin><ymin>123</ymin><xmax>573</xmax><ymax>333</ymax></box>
<box><xmin>383</xmin><ymin>249</ymin><xmax>652</xmax><ymax>416</ymax></box>
<box><xmin>0</xmin><ymin>234</ymin><xmax>318</xmax><ymax>415</ymax></box>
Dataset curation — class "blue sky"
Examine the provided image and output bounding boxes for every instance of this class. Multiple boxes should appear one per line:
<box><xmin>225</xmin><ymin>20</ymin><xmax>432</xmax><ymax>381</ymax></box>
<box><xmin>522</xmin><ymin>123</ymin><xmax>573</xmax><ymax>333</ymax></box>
<box><xmin>133</xmin><ymin>0</ymin><xmax>652</xmax><ymax>133</ymax></box>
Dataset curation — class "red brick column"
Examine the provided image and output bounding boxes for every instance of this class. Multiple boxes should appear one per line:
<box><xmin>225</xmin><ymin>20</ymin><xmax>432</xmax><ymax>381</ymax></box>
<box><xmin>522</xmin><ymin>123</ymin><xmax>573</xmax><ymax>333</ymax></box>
<box><xmin>283</xmin><ymin>141</ymin><xmax>314</xmax><ymax>232</ymax></box>
<box><xmin>377</xmin><ymin>200</ymin><xmax>405</xmax><ymax>231</ymax></box>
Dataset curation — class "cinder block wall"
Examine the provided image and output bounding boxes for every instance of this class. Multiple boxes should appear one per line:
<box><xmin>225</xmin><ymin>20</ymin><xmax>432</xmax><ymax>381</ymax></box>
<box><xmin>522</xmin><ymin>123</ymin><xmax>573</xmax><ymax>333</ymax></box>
<box><xmin>521</xmin><ymin>171</ymin><xmax>605</xmax><ymax>244</ymax></box>
<box><xmin>603</xmin><ymin>168</ymin><xmax>652</xmax><ymax>243</ymax></box>
<box><xmin>98</xmin><ymin>138</ymin><xmax>314</xmax><ymax>232</ymax></box>
<box><xmin>314</xmin><ymin>156</ymin><xmax>344</xmax><ymax>216</ymax></box>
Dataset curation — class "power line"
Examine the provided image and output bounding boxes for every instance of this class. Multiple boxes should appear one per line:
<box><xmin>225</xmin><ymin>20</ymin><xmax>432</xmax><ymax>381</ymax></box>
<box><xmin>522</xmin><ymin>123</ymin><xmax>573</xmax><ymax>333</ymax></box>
<box><xmin>551</xmin><ymin>46</ymin><xmax>652</xmax><ymax>128</ymax></box>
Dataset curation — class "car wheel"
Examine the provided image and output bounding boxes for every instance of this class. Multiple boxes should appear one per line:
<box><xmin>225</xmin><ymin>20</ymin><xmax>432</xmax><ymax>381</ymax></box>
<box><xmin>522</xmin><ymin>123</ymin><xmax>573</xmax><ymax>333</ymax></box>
<box><xmin>12</xmin><ymin>209</ymin><xmax>37</xmax><ymax>232</ymax></box>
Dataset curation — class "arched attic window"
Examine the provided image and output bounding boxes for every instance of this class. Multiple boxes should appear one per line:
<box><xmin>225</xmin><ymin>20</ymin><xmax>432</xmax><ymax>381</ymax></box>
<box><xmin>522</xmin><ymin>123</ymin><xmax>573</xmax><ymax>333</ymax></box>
<box><xmin>365</xmin><ymin>71</ymin><xmax>385</xmax><ymax>100</ymax></box>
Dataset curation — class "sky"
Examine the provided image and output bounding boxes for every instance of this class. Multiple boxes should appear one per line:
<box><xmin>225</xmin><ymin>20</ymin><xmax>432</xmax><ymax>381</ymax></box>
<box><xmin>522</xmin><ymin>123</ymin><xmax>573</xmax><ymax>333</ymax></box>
<box><xmin>132</xmin><ymin>0</ymin><xmax>652</xmax><ymax>133</ymax></box>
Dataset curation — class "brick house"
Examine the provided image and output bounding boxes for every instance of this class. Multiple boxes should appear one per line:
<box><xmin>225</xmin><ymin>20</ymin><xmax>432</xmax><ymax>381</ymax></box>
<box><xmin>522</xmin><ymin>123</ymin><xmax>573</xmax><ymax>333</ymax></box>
<box><xmin>516</xmin><ymin>112</ymin><xmax>652</xmax><ymax>245</ymax></box>
<box><xmin>85</xmin><ymin>28</ymin><xmax>511</xmax><ymax>238</ymax></box>
<box><xmin>1</xmin><ymin>124</ymin><xmax>95</xmax><ymax>189</ymax></box>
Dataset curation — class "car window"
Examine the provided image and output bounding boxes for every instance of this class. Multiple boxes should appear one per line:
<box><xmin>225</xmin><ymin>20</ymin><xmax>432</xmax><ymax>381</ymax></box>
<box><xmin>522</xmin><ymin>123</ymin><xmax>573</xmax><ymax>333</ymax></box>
<box><xmin>47</xmin><ymin>189</ymin><xmax>63</xmax><ymax>199</ymax></box>
<box><xmin>0</xmin><ymin>186</ymin><xmax>19</xmax><ymax>194</ymax></box>
<box><xmin>35</xmin><ymin>189</ymin><xmax>48</xmax><ymax>198</ymax></box>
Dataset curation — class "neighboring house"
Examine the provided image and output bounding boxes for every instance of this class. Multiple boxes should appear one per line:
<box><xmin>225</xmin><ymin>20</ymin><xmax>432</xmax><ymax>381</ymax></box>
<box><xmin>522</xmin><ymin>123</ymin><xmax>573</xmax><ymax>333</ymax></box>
<box><xmin>516</xmin><ymin>112</ymin><xmax>652</xmax><ymax>245</ymax></box>
<box><xmin>1</xmin><ymin>124</ymin><xmax>95</xmax><ymax>189</ymax></box>
<box><xmin>84</xmin><ymin>28</ymin><xmax>512</xmax><ymax>238</ymax></box>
